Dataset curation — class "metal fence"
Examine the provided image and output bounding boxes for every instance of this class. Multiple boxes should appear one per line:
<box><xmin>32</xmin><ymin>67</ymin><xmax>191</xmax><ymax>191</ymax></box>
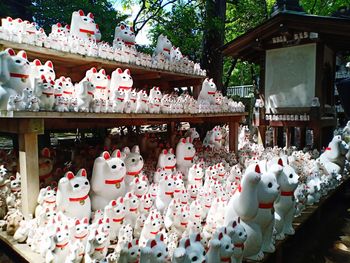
<box><xmin>226</xmin><ymin>85</ymin><xmax>255</xmax><ymax>98</ymax></box>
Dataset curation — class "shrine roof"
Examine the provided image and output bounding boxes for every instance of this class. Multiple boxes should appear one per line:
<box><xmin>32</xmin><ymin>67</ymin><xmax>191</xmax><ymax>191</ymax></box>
<box><xmin>222</xmin><ymin>11</ymin><xmax>350</xmax><ymax>63</ymax></box>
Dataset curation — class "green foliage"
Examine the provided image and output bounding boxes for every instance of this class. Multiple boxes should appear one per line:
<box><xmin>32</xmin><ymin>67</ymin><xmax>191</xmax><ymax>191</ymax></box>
<box><xmin>223</xmin><ymin>0</ymin><xmax>269</xmax><ymax>87</ymax></box>
<box><xmin>3</xmin><ymin>0</ymin><xmax>350</xmax><ymax>88</ymax></box>
<box><xmin>300</xmin><ymin>0</ymin><xmax>350</xmax><ymax>16</ymax></box>
<box><xmin>223</xmin><ymin>0</ymin><xmax>350</xmax><ymax>88</ymax></box>
<box><xmin>148</xmin><ymin>1</ymin><xmax>204</xmax><ymax>62</ymax></box>
<box><xmin>31</xmin><ymin>0</ymin><xmax>128</xmax><ymax>42</ymax></box>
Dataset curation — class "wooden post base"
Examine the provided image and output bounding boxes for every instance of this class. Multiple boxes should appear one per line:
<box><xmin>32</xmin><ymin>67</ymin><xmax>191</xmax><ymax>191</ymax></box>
<box><xmin>229</xmin><ymin>122</ymin><xmax>239</xmax><ymax>152</ymax></box>
<box><xmin>19</xmin><ymin>133</ymin><xmax>39</xmax><ymax>217</ymax></box>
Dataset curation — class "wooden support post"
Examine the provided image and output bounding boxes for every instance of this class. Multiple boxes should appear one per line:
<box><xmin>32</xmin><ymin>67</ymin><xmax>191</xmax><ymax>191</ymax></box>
<box><xmin>277</xmin><ymin>127</ymin><xmax>284</xmax><ymax>147</ymax></box>
<box><xmin>168</xmin><ymin>122</ymin><xmax>176</xmax><ymax>148</ymax></box>
<box><xmin>229</xmin><ymin>122</ymin><xmax>239</xmax><ymax>153</ymax></box>
<box><xmin>192</xmin><ymin>84</ymin><xmax>201</xmax><ymax>99</ymax></box>
<box><xmin>273</xmin><ymin>127</ymin><xmax>278</xmax><ymax>147</ymax></box>
<box><xmin>285</xmin><ymin>127</ymin><xmax>291</xmax><ymax>148</ymax></box>
<box><xmin>290</xmin><ymin>127</ymin><xmax>295</xmax><ymax>146</ymax></box>
<box><xmin>313</xmin><ymin>126</ymin><xmax>321</xmax><ymax>150</ymax></box>
<box><xmin>300</xmin><ymin>127</ymin><xmax>306</xmax><ymax>149</ymax></box>
<box><xmin>257</xmin><ymin>126</ymin><xmax>266</xmax><ymax>146</ymax></box>
<box><xmin>18</xmin><ymin>133</ymin><xmax>39</xmax><ymax>217</ymax></box>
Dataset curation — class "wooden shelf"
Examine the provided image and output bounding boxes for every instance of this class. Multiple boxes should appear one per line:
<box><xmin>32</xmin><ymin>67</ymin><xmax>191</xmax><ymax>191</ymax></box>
<box><xmin>0</xmin><ymin>39</ymin><xmax>204</xmax><ymax>88</ymax></box>
<box><xmin>0</xmin><ymin>231</ymin><xmax>44</xmax><ymax>263</ymax></box>
<box><xmin>0</xmin><ymin>111</ymin><xmax>247</xmax><ymax>216</ymax></box>
<box><xmin>0</xmin><ymin>111</ymin><xmax>247</xmax><ymax>119</ymax></box>
<box><xmin>0</xmin><ymin>111</ymin><xmax>247</xmax><ymax>131</ymax></box>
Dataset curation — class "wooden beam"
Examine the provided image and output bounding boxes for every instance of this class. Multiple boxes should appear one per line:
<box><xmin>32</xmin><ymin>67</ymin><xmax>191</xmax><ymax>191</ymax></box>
<box><xmin>19</xmin><ymin>132</ymin><xmax>40</xmax><ymax>217</ymax></box>
<box><xmin>0</xmin><ymin>118</ymin><xmax>44</xmax><ymax>134</ymax></box>
<box><xmin>169</xmin><ymin>79</ymin><xmax>203</xmax><ymax>88</ymax></box>
<box><xmin>285</xmin><ymin>127</ymin><xmax>291</xmax><ymax>148</ymax></box>
<box><xmin>133</xmin><ymin>72</ymin><xmax>161</xmax><ymax>80</ymax></box>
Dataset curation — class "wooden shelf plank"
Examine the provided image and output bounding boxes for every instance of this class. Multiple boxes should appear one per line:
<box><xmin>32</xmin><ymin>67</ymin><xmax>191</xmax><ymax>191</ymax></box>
<box><xmin>0</xmin><ymin>39</ymin><xmax>204</xmax><ymax>85</ymax></box>
<box><xmin>0</xmin><ymin>112</ymin><xmax>247</xmax><ymax>132</ymax></box>
<box><xmin>0</xmin><ymin>111</ymin><xmax>248</xmax><ymax>120</ymax></box>
<box><xmin>0</xmin><ymin>231</ymin><xmax>44</xmax><ymax>263</ymax></box>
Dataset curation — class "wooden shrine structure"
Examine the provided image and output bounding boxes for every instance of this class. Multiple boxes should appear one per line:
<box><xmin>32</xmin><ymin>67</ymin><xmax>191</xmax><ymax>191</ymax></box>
<box><xmin>222</xmin><ymin>0</ymin><xmax>350</xmax><ymax>149</ymax></box>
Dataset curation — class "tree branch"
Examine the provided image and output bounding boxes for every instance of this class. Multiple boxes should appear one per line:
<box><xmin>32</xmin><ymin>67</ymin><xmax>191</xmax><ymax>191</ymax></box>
<box><xmin>224</xmin><ymin>58</ymin><xmax>237</xmax><ymax>90</ymax></box>
<box><xmin>133</xmin><ymin>0</ymin><xmax>146</xmax><ymax>36</ymax></box>
<box><xmin>136</xmin><ymin>0</ymin><xmax>177</xmax><ymax>34</ymax></box>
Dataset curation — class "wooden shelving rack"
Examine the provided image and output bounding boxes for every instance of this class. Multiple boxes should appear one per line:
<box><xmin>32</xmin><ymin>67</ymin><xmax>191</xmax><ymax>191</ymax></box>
<box><xmin>0</xmin><ymin>39</ymin><xmax>247</xmax><ymax>217</ymax></box>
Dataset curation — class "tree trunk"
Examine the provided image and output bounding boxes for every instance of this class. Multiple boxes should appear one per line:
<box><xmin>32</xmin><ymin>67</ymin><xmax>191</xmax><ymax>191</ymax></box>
<box><xmin>201</xmin><ymin>0</ymin><xmax>227</xmax><ymax>92</ymax></box>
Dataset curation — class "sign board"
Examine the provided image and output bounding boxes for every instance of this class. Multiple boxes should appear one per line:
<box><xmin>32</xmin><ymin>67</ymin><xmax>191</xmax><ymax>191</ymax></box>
<box><xmin>265</xmin><ymin>43</ymin><xmax>316</xmax><ymax>113</ymax></box>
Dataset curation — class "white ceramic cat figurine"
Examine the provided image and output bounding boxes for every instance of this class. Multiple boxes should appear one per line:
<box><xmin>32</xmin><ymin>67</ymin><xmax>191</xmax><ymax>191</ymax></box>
<box><xmin>226</xmin><ymin>218</ymin><xmax>247</xmax><ymax>263</ymax></box>
<box><xmin>176</xmin><ymin>137</ymin><xmax>196</xmax><ymax>180</ymax></box>
<box><xmin>188</xmin><ymin>163</ymin><xmax>204</xmax><ymax>187</ymax></box>
<box><xmin>110</xmin><ymin>68</ymin><xmax>133</xmax><ymax>97</ymax></box>
<box><xmin>273</xmin><ymin>159</ymin><xmax>299</xmax><ymax>240</ymax></box>
<box><xmin>139</xmin><ymin>210</ymin><xmax>164</xmax><ymax>247</ymax></box>
<box><xmin>242</xmin><ymin>167</ymin><xmax>281</xmax><ymax>260</ymax></box>
<box><xmin>35</xmin><ymin>75</ymin><xmax>55</xmax><ymax>111</ymax></box>
<box><xmin>130</xmin><ymin>176</ymin><xmax>149</xmax><ymax>198</ymax></box>
<box><xmin>157</xmin><ymin>148</ymin><xmax>177</xmax><ymax>174</ymax></box>
<box><xmin>112</xmin><ymin>89</ymin><xmax>126</xmax><ymax>113</ymax></box>
<box><xmin>104</xmin><ymin>197</ymin><xmax>126</xmax><ymax>241</ymax></box>
<box><xmin>135</xmin><ymin>90</ymin><xmax>149</xmax><ymax>113</ymax></box>
<box><xmin>90</xmin><ymin>150</ymin><xmax>126</xmax><ymax>211</ymax></box>
<box><xmin>83</xmin><ymin>67</ymin><xmax>109</xmax><ymax>100</ymax></box>
<box><xmin>113</xmin><ymin>22</ymin><xmax>136</xmax><ymax>49</ymax></box>
<box><xmin>35</xmin><ymin>186</ymin><xmax>57</xmax><ymax>218</ymax></box>
<box><xmin>85</xmin><ymin>228</ymin><xmax>110</xmax><ymax>263</ymax></box>
<box><xmin>0</xmin><ymin>48</ymin><xmax>31</xmax><ymax>110</ymax></box>
<box><xmin>71</xmin><ymin>217</ymin><xmax>89</xmax><ymax>246</ymax></box>
<box><xmin>69</xmin><ymin>10</ymin><xmax>99</xmax><ymax>41</ymax></box>
<box><xmin>76</xmin><ymin>80</ymin><xmax>95</xmax><ymax>112</ymax></box>
<box><xmin>117</xmin><ymin>238</ymin><xmax>140</xmax><ymax>263</ymax></box>
<box><xmin>153</xmin><ymin>34</ymin><xmax>172</xmax><ymax>60</ymax></box>
<box><xmin>319</xmin><ymin>135</ymin><xmax>347</xmax><ymax>174</ymax></box>
<box><xmin>198</xmin><ymin>78</ymin><xmax>217</xmax><ymax>105</ymax></box>
<box><xmin>56</xmin><ymin>169</ymin><xmax>91</xmax><ymax>219</ymax></box>
<box><xmin>124</xmin><ymin>192</ymin><xmax>140</xmax><ymax>227</ymax></box>
<box><xmin>225</xmin><ymin>164</ymin><xmax>262</xmax><ymax>223</ymax></box>
<box><xmin>172</xmin><ymin>233</ymin><xmax>207</xmax><ymax>263</ymax></box>
<box><xmin>43</xmin><ymin>225</ymin><xmax>70</xmax><ymax>263</ymax></box>
<box><xmin>207</xmin><ymin>229</ymin><xmax>234</xmax><ymax>263</ymax></box>
<box><xmin>155</xmin><ymin>175</ymin><xmax>176</xmax><ymax>214</ymax></box>
<box><xmin>140</xmin><ymin>233</ymin><xmax>168</xmax><ymax>263</ymax></box>
<box><xmin>120</xmin><ymin>145</ymin><xmax>144</xmax><ymax>187</ymax></box>
<box><xmin>31</xmin><ymin>59</ymin><xmax>56</xmax><ymax>86</ymax></box>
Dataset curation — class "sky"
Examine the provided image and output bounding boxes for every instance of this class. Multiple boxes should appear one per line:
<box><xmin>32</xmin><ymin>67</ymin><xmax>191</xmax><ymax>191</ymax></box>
<box><xmin>113</xmin><ymin>2</ymin><xmax>151</xmax><ymax>45</ymax></box>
